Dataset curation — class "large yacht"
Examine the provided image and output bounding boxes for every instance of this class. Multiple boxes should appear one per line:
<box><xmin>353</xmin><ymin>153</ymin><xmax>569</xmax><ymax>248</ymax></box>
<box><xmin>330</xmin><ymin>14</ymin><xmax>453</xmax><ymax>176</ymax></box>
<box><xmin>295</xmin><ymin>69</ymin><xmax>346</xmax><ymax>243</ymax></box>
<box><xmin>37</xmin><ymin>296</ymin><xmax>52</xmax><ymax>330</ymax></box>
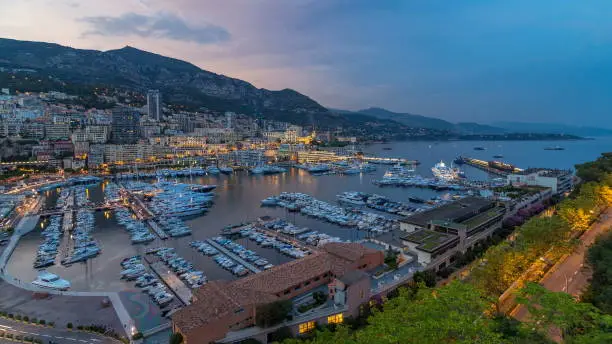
<box><xmin>431</xmin><ymin>161</ymin><xmax>463</xmax><ymax>181</ymax></box>
<box><xmin>32</xmin><ymin>271</ymin><xmax>71</xmax><ymax>290</ymax></box>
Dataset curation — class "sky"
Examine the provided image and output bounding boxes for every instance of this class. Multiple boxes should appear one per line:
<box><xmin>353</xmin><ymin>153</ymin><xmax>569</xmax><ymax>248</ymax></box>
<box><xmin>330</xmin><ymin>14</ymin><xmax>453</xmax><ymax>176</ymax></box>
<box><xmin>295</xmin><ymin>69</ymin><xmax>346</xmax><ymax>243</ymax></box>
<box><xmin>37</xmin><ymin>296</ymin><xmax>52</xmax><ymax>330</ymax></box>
<box><xmin>1</xmin><ymin>0</ymin><xmax>611</xmax><ymax>126</ymax></box>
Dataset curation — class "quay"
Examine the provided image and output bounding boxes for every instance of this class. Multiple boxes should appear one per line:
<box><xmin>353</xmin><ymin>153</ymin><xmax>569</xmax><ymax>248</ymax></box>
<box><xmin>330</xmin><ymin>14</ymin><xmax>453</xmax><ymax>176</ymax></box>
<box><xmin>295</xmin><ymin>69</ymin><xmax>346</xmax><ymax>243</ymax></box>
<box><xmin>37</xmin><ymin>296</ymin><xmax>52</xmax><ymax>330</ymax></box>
<box><xmin>147</xmin><ymin>260</ymin><xmax>192</xmax><ymax>305</ymax></box>
<box><xmin>457</xmin><ymin>156</ymin><xmax>519</xmax><ymax>176</ymax></box>
<box><xmin>205</xmin><ymin>238</ymin><xmax>262</xmax><ymax>273</ymax></box>
<box><xmin>147</xmin><ymin>220</ymin><xmax>169</xmax><ymax>240</ymax></box>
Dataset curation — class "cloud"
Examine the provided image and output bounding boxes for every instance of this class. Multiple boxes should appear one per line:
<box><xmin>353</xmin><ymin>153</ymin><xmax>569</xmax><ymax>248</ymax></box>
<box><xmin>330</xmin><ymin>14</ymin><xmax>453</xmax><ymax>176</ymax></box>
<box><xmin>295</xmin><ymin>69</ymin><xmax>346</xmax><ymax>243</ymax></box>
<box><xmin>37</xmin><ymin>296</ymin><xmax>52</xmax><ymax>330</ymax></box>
<box><xmin>80</xmin><ymin>12</ymin><xmax>229</xmax><ymax>44</ymax></box>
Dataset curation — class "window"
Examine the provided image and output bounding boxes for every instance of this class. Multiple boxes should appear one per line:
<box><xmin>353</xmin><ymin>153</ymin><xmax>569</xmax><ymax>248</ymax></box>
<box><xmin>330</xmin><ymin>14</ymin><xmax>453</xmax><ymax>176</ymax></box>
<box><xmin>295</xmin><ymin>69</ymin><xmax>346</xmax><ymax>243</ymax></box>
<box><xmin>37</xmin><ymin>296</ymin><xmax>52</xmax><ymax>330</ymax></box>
<box><xmin>327</xmin><ymin>313</ymin><xmax>343</xmax><ymax>324</ymax></box>
<box><xmin>359</xmin><ymin>289</ymin><xmax>365</xmax><ymax>299</ymax></box>
<box><xmin>299</xmin><ymin>321</ymin><xmax>316</xmax><ymax>334</ymax></box>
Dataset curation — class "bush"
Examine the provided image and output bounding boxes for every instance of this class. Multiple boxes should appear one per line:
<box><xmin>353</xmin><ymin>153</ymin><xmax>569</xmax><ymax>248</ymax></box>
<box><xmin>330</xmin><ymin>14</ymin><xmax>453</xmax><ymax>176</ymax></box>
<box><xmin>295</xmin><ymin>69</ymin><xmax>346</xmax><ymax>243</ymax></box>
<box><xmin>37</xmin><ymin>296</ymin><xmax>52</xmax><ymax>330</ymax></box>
<box><xmin>8</xmin><ymin>313</ymin><xmax>13</xmax><ymax>319</ymax></box>
<box><xmin>255</xmin><ymin>300</ymin><xmax>293</xmax><ymax>328</ymax></box>
<box><xmin>132</xmin><ymin>332</ymin><xmax>143</xmax><ymax>340</ymax></box>
<box><xmin>31</xmin><ymin>317</ymin><xmax>36</xmax><ymax>324</ymax></box>
<box><xmin>267</xmin><ymin>326</ymin><xmax>293</xmax><ymax>343</ymax></box>
<box><xmin>23</xmin><ymin>316</ymin><xmax>29</xmax><ymax>322</ymax></box>
<box><xmin>77</xmin><ymin>325</ymin><xmax>83</xmax><ymax>330</ymax></box>
<box><xmin>39</xmin><ymin>319</ymin><xmax>45</xmax><ymax>325</ymax></box>
<box><xmin>67</xmin><ymin>322</ymin><xmax>73</xmax><ymax>329</ymax></box>
<box><xmin>169</xmin><ymin>333</ymin><xmax>183</xmax><ymax>344</ymax></box>
<box><xmin>49</xmin><ymin>321</ymin><xmax>55</xmax><ymax>327</ymax></box>
<box><xmin>15</xmin><ymin>315</ymin><xmax>22</xmax><ymax>321</ymax></box>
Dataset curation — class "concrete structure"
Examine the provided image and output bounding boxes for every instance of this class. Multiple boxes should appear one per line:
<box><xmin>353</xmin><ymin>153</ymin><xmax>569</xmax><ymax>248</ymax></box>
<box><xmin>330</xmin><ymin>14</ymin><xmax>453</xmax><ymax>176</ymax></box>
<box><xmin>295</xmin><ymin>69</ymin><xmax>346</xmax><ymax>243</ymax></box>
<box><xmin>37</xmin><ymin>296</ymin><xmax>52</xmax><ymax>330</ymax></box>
<box><xmin>400</xmin><ymin>197</ymin><xmax>506</xmax><ymax>269</ymax></box>
<box><xmin>507</xmin><ymin>168</ymin><xmax>573</xmax><ymax>195</ymax></box>
<box><xmin>147</xmin><ymin>90</ymin><xmax>161</xmax><ymax>121</ymax></box>
<box><xmin>44</xmin><ymin>123</ymin><xmax>70</xmax><ymax>140</ymax></box>
<box><xmin>111</xmin><ymin>107</ymin><xmax>140</xmax><ymax>144</ymax></box>
<box><xmin>172</xmin><ymin>243</ymin><xmax>383</xmax><ymax>344</ymax></box>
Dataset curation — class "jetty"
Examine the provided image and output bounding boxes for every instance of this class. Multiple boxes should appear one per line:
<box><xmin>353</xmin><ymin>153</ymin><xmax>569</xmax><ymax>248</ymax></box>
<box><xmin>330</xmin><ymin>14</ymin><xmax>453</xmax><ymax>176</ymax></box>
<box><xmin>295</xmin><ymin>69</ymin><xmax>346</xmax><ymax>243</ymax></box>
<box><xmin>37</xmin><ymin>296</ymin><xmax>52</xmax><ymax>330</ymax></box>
<box><xmin>148</xmin><ymin>261</ymin><xmax>192</xmax><ymax>305</ymax></box>
<box><xmin>147</xmin><ymin>220</ymin><xmax>168</xmax><ymax>240</ymax></box>
<box><xmin>205</xmin><ymin>238</ymin><xmax>261</xmax><ymax>273</ymax></box>
<box><xmin>457</xmin><ymin>156</ymin><xmax>521</xmax><ymax>176</ymax></box>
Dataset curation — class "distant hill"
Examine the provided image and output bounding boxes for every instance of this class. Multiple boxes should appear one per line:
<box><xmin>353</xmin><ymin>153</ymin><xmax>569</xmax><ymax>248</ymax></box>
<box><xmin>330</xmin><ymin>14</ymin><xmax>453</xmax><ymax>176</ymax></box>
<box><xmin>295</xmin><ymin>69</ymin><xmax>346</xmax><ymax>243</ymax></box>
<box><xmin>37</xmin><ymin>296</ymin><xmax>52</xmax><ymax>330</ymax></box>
<box><xmin>494</xmin><ymin>122</ymin><xmax>612</xmax><ymax>137</ymax></box>
<box><xmin>333</xmin><ymin>107</ymin><xmax>506</xmax><ymax>134</ymax></box>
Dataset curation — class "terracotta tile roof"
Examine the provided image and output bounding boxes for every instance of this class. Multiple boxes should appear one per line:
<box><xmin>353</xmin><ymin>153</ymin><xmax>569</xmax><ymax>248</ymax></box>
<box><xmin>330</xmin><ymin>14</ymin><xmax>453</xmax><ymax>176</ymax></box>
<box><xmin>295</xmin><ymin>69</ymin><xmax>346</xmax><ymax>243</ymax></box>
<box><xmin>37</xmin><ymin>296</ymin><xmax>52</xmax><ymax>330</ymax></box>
<box><xmin>323</xmin><ymin>242</ymin><xmax>376</xmax><ymax>262</ymax></box>
<box><xmin>232</xmin><ymin>251</ymin><xmax>332</xmax><ymax>295</ymax></box>
<box><xmin>172</xmin><ymin>281</ymin><xmax>277</xmax><ymax>333</ymax></box>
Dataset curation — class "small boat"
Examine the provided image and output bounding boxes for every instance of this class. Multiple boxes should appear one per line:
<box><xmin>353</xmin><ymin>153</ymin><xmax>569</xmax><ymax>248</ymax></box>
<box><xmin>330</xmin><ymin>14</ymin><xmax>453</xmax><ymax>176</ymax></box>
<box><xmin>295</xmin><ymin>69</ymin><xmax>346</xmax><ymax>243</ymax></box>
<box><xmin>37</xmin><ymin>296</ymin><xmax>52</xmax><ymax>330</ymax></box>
<box><xmin>544</xmin><ymin>146</ymin><xmax>565</xmax><ymax>151</ymax></box>
<box><xmin>473</xmin><ymin>147</ymin><xmax>486</xmax><ymax>151</ymax></box>
<box><xmin>32</xmin><ymin>271</ymin><xmax>71</xmax><ymax>290</ymax></box>
<box><xmin>493</xmin><ymin>154</ymin><xmax>504</xmax><ymax>158</ymax></box>
<box><xmin>206</xmin><ymin>166</ymin><xmax>221</xmax><ymax>175</ymax></box>
<box><xmin>382</xmin><ymin>147</ymin><xmax>392</xmax><ymax>150</ymax></box>
<box><xmin>219</xmin><ymin>166</ymin><xmax>234</xmax><ymax>174</ymax></box>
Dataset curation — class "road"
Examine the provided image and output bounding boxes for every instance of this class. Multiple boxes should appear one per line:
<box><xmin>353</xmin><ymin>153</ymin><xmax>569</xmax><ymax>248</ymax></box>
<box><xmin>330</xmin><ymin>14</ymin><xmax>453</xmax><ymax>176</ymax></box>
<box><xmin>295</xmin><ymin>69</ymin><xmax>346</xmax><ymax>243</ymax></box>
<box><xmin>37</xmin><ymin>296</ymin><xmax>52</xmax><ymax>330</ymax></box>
<box><xmin>0</xmin><ymin>318</ymin><xmax>119</xmax><ymax>344</ymax></box>
<box><xmin>512</xmin><ymin>207</ymin><xmax>612</xmax><ymax>321</ymax></box>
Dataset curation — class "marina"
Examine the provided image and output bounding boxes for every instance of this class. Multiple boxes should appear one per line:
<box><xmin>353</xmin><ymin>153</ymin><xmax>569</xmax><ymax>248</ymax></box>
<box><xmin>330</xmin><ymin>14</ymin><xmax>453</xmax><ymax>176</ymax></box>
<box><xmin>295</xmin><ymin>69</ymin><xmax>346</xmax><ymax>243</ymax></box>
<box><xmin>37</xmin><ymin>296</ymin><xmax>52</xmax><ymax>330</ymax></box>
<box><xmin>6</xmin><ymin>138</ymin><xmax>608</xmax><ymax>293</ymax></box>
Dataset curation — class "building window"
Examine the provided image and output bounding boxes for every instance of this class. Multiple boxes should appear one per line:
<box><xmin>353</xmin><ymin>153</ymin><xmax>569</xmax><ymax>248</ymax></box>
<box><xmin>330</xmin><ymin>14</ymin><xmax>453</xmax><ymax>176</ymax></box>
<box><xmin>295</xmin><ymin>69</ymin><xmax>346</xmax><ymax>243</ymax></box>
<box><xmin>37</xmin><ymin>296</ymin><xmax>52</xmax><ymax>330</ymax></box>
<box><xmin>299</xmin><ymin>321</ymin><xmax>316</xmax><ymax>334</ymax></box>
<box><xmin>327</xmin><ymin>313</ymin><xmax>343</xmax><ymax>325</ymax></box>
<box><xmin>359</xmin><ymin>290</ymin><xmax>365</xmax><ymax>299</ymax></box>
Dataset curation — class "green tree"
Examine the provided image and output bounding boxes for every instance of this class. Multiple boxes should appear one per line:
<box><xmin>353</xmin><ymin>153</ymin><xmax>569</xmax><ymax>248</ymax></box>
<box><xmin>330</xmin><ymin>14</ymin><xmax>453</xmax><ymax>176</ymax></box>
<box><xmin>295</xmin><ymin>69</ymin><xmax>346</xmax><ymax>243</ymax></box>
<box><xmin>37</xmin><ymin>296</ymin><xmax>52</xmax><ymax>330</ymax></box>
<box><xmin>256</xmin><ymin>300</ymin><xmax>293</xmax><ymax>328</ymax></box>
<box><xmin>169</xmin><ymin>333</ymin><xmax>183</xmax><ymax>344</ymax></box>
<box><xmin>517</xmin><ymin>283</ymin><xmax>612</xmax><ymax>342</ymax></box>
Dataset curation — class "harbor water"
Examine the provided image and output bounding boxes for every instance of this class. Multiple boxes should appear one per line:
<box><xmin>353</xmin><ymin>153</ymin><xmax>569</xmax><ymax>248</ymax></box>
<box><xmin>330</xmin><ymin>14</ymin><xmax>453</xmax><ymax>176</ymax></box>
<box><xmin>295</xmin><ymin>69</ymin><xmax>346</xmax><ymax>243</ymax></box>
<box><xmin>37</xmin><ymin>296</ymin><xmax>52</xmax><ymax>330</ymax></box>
<box><xmin>6</xmin><ymin>138</ymin><xmax>611</xmax><ymax>291</ymax></box>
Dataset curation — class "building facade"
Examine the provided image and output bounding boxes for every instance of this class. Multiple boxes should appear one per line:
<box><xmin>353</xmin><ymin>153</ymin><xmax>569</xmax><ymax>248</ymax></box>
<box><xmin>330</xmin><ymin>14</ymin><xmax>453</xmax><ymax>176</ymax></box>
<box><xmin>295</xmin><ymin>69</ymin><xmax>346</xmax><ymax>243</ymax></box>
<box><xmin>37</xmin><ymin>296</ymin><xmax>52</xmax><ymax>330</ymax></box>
<box><xmin>111</xmin><ymin>108</ymin><xmax>140</xmax><ymax>144</ymax></box>
<box><xmin>147</xmin><ymin>90</ymin><xmax>161</xmax><ymax>121</ymax></box>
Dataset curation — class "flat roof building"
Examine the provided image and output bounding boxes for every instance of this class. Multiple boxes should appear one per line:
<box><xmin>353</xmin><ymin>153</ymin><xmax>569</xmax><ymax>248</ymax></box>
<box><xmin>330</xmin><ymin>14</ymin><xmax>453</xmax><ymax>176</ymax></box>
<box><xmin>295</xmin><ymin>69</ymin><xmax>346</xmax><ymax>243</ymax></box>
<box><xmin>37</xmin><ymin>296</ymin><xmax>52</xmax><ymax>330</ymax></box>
<box><xmin>399</xmin><ymin>197</ymin><xmax>506</xmax><ymax>269</ymax></box>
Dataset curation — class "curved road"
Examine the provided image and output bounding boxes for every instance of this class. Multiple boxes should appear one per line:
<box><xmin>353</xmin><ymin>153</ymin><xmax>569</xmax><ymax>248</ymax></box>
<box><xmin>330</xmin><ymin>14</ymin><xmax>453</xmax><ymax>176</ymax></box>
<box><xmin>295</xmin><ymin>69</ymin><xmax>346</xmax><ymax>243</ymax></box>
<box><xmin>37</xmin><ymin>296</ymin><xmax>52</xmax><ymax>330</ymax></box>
<box><xmin>512</xmin><ymin>207</ymin><xmax>612</xmax><ymax>320</ymax></box>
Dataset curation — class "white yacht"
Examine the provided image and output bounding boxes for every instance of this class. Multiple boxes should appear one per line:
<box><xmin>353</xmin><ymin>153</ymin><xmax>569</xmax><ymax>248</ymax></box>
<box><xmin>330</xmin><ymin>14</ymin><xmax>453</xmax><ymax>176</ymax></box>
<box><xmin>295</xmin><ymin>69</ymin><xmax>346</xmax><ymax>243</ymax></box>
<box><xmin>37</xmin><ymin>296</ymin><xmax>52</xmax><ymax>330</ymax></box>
<box><xmin>32</xmin><ymin>271</ymin><xmax>71</xmax><ymax>290</ymax></box>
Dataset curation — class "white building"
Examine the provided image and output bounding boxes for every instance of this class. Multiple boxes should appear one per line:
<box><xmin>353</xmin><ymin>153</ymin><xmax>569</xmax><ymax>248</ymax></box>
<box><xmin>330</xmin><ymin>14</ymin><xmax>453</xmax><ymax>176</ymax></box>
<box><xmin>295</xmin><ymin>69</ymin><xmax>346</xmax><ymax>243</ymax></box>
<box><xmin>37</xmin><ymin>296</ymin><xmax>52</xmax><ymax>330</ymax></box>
<box><xmin>507</xmin><ymin>169</ymin><xmax>573</xmax><ymax>195</ymax></box>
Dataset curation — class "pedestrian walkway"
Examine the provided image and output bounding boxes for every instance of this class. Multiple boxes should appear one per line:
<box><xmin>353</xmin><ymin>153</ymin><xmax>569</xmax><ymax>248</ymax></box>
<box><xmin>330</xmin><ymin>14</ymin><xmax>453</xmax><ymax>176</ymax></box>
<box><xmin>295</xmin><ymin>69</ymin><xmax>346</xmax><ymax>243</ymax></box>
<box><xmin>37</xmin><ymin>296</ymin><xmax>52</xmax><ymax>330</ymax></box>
<box><xmin>206</xmin><ymin>239</ymin><xmax>261</xmax><ymax>273</ymax></box>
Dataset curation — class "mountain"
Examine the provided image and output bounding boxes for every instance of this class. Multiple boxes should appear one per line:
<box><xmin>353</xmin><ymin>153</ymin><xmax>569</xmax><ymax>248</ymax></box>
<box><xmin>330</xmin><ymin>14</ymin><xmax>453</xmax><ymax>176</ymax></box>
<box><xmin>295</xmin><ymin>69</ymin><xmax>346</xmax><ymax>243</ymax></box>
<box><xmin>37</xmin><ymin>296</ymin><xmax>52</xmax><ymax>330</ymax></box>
<box><xmin>494</xmin><ymin>122</ymin><xmax>612</xmax><ymax>137</ymax></box>
<box><xmin>0</xmin><ymin>38</ymin><xmax>341</xmax><ymax>127</ymax></box>
<box><xmin>334</xmin><ymin>107</ymin><xmax>506</xmax><ymax>134</ymax></box>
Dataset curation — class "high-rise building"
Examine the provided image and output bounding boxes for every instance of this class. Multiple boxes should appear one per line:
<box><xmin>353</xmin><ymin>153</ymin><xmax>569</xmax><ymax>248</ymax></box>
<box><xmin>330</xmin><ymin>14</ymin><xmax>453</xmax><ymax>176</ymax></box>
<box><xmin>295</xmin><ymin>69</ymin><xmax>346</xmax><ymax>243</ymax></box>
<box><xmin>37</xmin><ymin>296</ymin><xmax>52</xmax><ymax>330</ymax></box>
<box><xmin>111</xmin><ymin>107</ymin><xmax>140</xmax><ymax>144</ymax></box>
<box><xmin>147</xmin><ymin>90</ymin><xmax>161</xmax><ymax>121</ymax></box>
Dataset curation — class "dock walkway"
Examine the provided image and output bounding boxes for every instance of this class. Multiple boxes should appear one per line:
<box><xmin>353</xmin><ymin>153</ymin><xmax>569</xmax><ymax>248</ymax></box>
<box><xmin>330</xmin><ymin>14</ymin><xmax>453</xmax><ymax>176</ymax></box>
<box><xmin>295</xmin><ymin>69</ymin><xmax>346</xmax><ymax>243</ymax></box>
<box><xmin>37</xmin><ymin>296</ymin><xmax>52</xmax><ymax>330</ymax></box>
<box><xmin>147</xmin><ymin>220</ymin><xmax>168</xmax><ymax>240</ymax></box>
<box><xmin>149</xmin><ymin>261</ymin><xmax>192</xmax><ymax>305</ymax></box>
<box><xmin>206</xmin><ymin>239</ymin><xmax>262</xmax><ymax>273</ymax></box>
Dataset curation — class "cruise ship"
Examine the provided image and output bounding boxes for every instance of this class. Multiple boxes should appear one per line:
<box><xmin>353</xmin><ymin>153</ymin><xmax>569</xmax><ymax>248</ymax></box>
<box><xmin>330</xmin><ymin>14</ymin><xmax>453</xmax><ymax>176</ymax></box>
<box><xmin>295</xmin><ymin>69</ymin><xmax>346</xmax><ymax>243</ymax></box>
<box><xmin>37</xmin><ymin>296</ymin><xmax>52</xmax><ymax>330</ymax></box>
<box><xmin>431</xmin><ymin>161</ymin><xmax>464</xmax><ymax>181</ymax></box>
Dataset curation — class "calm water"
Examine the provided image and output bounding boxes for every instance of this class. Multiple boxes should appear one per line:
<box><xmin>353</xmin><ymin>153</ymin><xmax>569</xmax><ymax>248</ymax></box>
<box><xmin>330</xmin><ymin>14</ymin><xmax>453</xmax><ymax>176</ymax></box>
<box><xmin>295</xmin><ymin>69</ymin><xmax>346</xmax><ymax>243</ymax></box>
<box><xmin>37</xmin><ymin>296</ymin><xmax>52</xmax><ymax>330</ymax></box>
<box><xmin>7</xmin><ymin>138</ymin><xmax>612</xmax><ymax>291</ymax></box>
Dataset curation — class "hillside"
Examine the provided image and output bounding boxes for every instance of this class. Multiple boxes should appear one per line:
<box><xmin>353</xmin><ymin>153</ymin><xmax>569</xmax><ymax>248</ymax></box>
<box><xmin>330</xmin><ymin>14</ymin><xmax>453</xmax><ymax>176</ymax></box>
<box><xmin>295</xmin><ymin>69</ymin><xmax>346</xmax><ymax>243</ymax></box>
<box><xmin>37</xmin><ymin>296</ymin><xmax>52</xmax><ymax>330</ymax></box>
<box><xmin>0</xmin><ymin>38</ymin><xmax>340</xmax><ymax>127</ymax></box>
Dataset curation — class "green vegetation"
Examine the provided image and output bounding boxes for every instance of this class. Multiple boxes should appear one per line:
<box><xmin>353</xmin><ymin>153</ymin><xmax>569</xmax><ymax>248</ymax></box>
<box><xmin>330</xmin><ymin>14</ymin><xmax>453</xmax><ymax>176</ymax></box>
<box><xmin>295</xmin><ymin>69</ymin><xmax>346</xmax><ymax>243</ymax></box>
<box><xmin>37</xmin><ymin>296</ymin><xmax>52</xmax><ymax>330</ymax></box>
<box><xmin>297</xmin><ymin>292</ymin><xmax>327</xmax><ymax>313</ymax></box>
<box><xmin>132</xmin><ymin>332</ymin><xmax>143</xmax><ymax>340</ymax></box>
<box><xmin>169</xmin><ymin>333</ymin><xmax>184</xmax><ymax>344</ymax></box>
<box><xmin>256</xmin><ymin>300</ymin><xmax>293</xmax><ymax>328</ymax></box>
<box><xmin>583</xmin><ymin>232</ymin><xmax>612</xmax><ymax>313</ymax></box>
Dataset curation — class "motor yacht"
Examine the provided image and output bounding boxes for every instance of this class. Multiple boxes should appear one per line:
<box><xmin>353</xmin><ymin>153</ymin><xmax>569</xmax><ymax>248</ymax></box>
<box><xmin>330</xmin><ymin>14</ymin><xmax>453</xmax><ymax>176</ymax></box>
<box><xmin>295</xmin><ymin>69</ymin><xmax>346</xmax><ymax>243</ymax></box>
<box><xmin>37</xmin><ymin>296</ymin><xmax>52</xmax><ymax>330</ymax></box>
<box><xmin>31</xmin><ymin>271</ymin><xmax>71</xmax><ymax>290</ymax></box>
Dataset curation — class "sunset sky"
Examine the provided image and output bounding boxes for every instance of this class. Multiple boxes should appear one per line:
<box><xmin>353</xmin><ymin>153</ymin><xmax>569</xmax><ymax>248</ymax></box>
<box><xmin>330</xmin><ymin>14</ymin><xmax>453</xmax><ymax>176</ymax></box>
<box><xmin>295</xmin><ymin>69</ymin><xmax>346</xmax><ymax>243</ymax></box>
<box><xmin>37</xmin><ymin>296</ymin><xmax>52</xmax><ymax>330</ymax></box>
<box><xmin>1</xmin><ymin>0</ymin><xmax>611</xmax><ymax>126</ymax></box>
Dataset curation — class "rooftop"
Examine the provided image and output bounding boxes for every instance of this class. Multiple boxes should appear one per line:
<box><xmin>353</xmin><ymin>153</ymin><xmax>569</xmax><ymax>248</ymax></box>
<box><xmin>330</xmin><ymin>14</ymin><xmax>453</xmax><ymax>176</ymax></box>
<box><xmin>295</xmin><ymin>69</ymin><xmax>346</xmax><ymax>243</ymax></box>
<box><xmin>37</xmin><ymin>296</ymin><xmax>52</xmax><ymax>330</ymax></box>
<box><xmin>401</xmin><ymin>229</ymin><xmax>458</xmax><ymax>253</ymax></box>
<box><xmin>400</xmin><ymin>197</ymin><xmax>494</xmax><ymax>228</ymax></box>
<box><xmin>511</xmin><ymin>168</ymin><xmax>572</xmax><ymax>177</ymax></box>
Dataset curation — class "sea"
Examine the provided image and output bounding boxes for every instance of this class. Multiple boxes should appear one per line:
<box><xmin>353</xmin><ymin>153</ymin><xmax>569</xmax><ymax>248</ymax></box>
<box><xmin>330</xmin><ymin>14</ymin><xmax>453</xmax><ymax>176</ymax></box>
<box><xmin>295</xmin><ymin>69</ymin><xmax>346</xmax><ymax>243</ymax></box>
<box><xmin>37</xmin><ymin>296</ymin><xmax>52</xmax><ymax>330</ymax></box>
<box><xmin>7</xmin><ymin>137</ymin><xmax>612</xmax><ymax>292</ymax></box>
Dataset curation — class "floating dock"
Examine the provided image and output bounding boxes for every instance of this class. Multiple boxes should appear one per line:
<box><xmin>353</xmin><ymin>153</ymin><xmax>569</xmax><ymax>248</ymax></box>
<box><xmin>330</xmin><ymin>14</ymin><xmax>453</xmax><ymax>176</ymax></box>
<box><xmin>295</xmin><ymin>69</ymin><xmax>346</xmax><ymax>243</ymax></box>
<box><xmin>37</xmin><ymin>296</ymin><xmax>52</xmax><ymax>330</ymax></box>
<box><xmin>147</xmin><ymin>220</ymin><xmax>168</xmax><ymax>240</ymax></box>
<box><xmin>149</xmin><ymin>261</ymin><xmax>192</xmax><ymax>305</ymax></box>
<box><xmin>205</xmin><ymin>238</ymin><xmax>261</xmax><ymax>273</ymax></box>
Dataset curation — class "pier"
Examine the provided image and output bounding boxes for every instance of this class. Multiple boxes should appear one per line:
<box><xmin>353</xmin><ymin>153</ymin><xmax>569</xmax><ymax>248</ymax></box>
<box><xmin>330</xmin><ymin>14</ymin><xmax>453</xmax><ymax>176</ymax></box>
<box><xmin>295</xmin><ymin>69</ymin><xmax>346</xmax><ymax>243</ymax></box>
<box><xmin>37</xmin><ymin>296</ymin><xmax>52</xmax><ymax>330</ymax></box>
<box><xmin>148</xmin><ymin>260</ymin><xmax>192</xmax><ymax>305</ymax></box>
<box><xmin>147</xmin><ymin>220</ymin><xmax>168</xmax><ymax>240</ymax></box>
<box><xmin>457</xmin><ymin>156</ymin><xmax>518</xmax><ymax>176</ymax></box>
<box><xmin>205</xmin><ymin>238</ymin><xmax>262</xmax><ymax>273</ymax></box>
